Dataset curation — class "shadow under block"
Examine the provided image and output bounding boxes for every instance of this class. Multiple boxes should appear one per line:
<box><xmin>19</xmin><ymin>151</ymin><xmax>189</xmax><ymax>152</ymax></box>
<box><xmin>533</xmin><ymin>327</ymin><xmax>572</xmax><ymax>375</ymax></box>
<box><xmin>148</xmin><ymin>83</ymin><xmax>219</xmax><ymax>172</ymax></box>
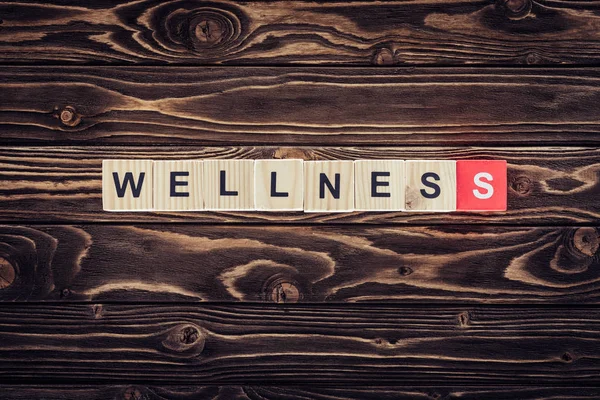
<box><xmin>304</xmin><ymin>161</ymin><xmax>354</xmax><ymax>212</ymax></box>
<box><xmin>102</xmin><ymin>160</ymin><xmax>154</xmax><ymax>211</ymax></box>
<box><xmin>255</xmin><ymin>160</ymin><xmax>304</xmax><ymax>211</ymax></box>
<box><xmin>203</xmin><ymin>160</ymin><xmax>255</xmax><ymax>211</ymax></box>
<box><xmin>405</xmin><ymin>160</ymin><xmax>457</xmax><ymax>212</ymax></box>
<box><xmin>355</xmin><ymin>160</ymin><xmax>405</xmax><ymax>211</ymax></box>
<box><xmin>154</xmin><ymin>161</ymin><xmax>204</xmax><ymax>211</ymax></box>
<box><xmin>457</xmin><ymin>160</ymin><xmax>508</xmax><ymax>211</ymax></box>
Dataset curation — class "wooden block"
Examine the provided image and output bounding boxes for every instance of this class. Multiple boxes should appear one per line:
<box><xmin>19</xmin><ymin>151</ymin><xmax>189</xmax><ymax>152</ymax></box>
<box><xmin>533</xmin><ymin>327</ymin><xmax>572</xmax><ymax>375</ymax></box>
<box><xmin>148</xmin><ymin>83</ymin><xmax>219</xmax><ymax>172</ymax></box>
<box><xmin>457</xmin><ymin>160</ymin><xmax>507</xmax><ymax>211</ymax></box>
<box><xmin>203</xmin><ymin>160</ymin><xmax>254</xmax><ymax>211</ymax></box>
<box><xmin>354</xmin><ymin>160</ymin><xmax>405</xmax><ymax>211</ymax></box>
<box><xmin>405</xmin><ymin>160</ymin><xmax>456</xmax><ymax>212</ymax></box>
<box><xmin>255</xmin><ymin>160</ymin><xmax>304</xmax><ymax>211</ymax></box>
<box><xmin>304</xmin><ymin>161</ymin><xmax>354</xmax><ymax>212</ymax></box>
<box><xmin>102</xmin><ymin>159</ymin><xmax>153</xmax><ymax>211</ymax></box>
<box><xmin>153</xmin><ymin>161</ymin><xmax>203</xmax><ymax>211</ymax></box>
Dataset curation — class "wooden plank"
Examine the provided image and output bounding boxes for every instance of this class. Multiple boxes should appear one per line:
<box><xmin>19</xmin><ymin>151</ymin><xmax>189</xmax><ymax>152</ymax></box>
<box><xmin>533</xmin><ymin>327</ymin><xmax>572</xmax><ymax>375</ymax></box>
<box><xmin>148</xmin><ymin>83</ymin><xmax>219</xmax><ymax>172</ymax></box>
<box><xmin>1</xmin><ymin>385</ymin><xmax>600</xmax><ymax>400</ymax></box>
<box><xmin>2</xmin><ymin>224</ymin><xmax>599</xmax><ymax>303</ymax></box>
<box><xmin>1</xmin><ymin>0</ymin><xmax>600</xmax><ymax>66</ymax></box>
<box><xmin>0</xmin><ymin>304</ymin><xmax>598</xmax><ymax>384</ymax></box>
<box><xmin>0</xmin><ymin>146</ymin><xmax>599</xmax><ymax>224</ymax></box>
<box><xmin>2</xmin><ymin>67</ymin><xmax>600</xmax><ymax>145</ymax></box>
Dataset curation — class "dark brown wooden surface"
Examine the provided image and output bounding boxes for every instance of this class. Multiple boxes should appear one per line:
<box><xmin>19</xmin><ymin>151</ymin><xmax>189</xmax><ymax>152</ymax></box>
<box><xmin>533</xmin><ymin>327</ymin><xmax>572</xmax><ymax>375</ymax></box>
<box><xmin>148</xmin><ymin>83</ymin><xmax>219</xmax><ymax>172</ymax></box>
<box><xmin>1</xmin><ymin>146</ymin><xmax>599</xmax><ymax>224</ymax></box>
<box><xmin>0</xmin><ymin>304</ymin><xmax>597</xmax><ymax>384</ymax></box>
<box><xmin>1</xmin><ymin>224</ymin><xmax>599</xmax><ymax>304</ymax></box>
<box><xmin>1</xmin><ymin>0</ymin><xmax>600</xmax><ymax>66</ymax></box>
<box><xmin>3</xmin><ymin>67</ymin><xmax>600</xmax><ymax>145</ymax></box>
<box><xmin>3</xmin><ymin>0</ymin><xmax>600</xmax><ymax>395</ymax></box>
<box><xmin>2</xmin><ymin>385</ymin><xmax>600</xmax><ymax>400</ymax></box>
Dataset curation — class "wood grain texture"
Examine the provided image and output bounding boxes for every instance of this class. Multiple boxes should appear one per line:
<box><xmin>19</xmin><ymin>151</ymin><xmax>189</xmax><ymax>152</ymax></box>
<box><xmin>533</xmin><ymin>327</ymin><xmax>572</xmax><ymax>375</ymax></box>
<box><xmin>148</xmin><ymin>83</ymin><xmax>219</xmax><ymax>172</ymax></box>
<box><xmin>1</xmin><ymin>146</ymin><xmax>599</xmax><ymax>224</ymax></box>
<box><xmin>2</xmin><ymin>224</ymin><xmax>599</xmax><ymax>303</ymax></box>
<box><xmin>1</xmin><ymin>0</ymin><xmax>600</xmax><ymax>65</ymax></box>
<box><xmin>2</xmin><ymin>385</ymin><xmax>600</xmax><ymax>400</ymax></box>
<box><xmin>3</xmin><ymin>67</ymin><xmax>600</xmax><ymax>145</ymax></box>
<box><xmin>0</xmin><ymin>304</ymin><xmax>598</xmax><ymax>384</ymax></box>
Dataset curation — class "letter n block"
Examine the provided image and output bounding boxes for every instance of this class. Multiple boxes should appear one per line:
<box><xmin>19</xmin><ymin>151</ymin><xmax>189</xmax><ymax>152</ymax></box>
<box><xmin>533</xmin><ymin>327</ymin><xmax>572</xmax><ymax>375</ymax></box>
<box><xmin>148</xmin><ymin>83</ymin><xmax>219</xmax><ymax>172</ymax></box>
<box><xmin>154</xmin><ymin>160</ymin><xmax>203</xmax><ymax>211</ymax></box>
<box><xmin>355</xmin><ymin>160</ymin><xmax>405</xmax><ymax>211</ymax></box>
<box><xmin>405</xmin><ymin>160</ymin><xmax>456</xmax><ymax>212</ymax></box>
<box><xmin>102</xmin><ymin>160</ymin><xmax>154</xmax><ymax>211</ymax></box>
<box><xmin>304</xmin><ymin>161</ymin><xmax>354</xmax><ymax>212</ymax></box>
<box><xmin>255</xmin><ymin>159</ymin><xmax>304</xmax><ymax>211</ymax></box>
<box><xmin>203</xmin><ymin>160</ymin><xmax>255</xmax><ymax>211</ymax></box>
<box><xmin>457</xmin><ymin>160</ymin><xmax>507</xmax><ymax>211</ymax></box>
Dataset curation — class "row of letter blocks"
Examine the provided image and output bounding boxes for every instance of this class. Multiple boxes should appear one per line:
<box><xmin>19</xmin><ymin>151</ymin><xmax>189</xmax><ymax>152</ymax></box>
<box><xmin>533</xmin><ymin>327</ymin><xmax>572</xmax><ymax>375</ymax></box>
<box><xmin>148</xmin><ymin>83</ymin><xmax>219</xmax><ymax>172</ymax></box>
<box><xmin>103</xmin><ymin>159</ymin><xmax>507</xmax><ymax>212</ymax></box>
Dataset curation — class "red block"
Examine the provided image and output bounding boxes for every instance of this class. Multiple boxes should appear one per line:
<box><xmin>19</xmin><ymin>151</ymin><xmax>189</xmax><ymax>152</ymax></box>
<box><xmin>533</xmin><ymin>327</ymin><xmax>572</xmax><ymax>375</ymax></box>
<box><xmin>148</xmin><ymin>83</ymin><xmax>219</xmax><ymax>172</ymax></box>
<box><xmin>457</xmin><ymin>160</ymin><xmax>507</xmax><ymax>211</ymax></box>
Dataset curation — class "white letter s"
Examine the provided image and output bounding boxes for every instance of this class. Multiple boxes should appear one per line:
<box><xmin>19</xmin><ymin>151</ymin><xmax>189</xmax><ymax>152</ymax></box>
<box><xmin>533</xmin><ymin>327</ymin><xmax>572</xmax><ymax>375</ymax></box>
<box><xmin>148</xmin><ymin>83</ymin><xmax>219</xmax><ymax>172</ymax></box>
<box><xmin>473</xmin><ymin>172</ymin><xmax>494</xmax><ymax>199</ymax></box>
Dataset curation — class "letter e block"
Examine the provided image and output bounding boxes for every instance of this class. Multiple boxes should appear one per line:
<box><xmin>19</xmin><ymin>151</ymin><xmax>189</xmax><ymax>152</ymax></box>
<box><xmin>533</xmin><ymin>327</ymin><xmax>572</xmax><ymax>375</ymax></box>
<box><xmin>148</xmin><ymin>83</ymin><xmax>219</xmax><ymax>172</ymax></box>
<box><xmin>355</xmin><ymin>160</ymin><xmax>405</xmax><ymax>211</ymax></box>
<box><xmin>457</xmin><ymin>160</ymin><xmax>507</xmax><ymax>211</ymax></box>
<box><xmin>304</xmin><ymin>161</ymin><xmax>354</xmax><ymax>212</ymax></box>
<box><xmin>203</xmin><ymin>160</ymin><xmax>254</xmax><ymax>211</ymax></box>
<box><xmin>102</xmin><ymin>160</ymin><xmax>153</xmax><ymax>211</ymax></box>
<box><xmin>255</xmin><ymin>159</ymin><xmax>304</xmax><ymax>211</ymax></box>
<box><xmin>405</xmin><ymin>160</ymin><xmax>456</xmax><ymax>212</ymax></box>
<box><xmin>154</xmin><ymin>160</ymin><xmax>203</xmax><ymax>211</ymax></box>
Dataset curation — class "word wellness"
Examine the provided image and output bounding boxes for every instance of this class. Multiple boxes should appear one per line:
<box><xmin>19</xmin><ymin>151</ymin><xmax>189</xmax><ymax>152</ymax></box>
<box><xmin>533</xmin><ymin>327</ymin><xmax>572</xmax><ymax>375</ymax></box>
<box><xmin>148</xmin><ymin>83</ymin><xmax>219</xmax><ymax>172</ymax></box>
<box><xmin>102</xmin><ymin>159</ymin><xmax>507</xmax><ymax>213</ymax></box>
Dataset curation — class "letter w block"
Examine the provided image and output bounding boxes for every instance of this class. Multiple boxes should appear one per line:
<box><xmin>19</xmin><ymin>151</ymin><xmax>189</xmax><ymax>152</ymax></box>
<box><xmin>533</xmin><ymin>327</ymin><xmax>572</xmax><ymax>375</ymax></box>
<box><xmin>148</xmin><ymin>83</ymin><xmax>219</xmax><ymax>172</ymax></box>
<box><xmin>103</xmin><ymin>160</ymin><xmax>154</xmax><ymax>211</ymax></box>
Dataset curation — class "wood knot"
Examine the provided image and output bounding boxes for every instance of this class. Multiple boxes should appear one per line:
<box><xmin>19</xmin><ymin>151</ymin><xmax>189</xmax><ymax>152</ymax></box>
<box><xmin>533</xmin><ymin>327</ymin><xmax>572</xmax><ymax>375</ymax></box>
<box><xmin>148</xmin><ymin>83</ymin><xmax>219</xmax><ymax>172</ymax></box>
<box><xmin>122</xmin><ymin>386</ymin><xmax>148</xmax><ymax>400</ymax></box>
<box><xmin>497</xmin><ymin>0</ymin><xmax>532</xmax><ymax>19</ymax></box>
<box><xmin>372</xmin><ymin>48</ymin><xmax>394</xmax><ymax>66</ymax></box>
<box><xmin>398</xmin><ymin>266</ymin><xmax>413</xmax><ymax>276</ymax></box>
<box><xmin>58</xmin><ymin>106</ymin><xmax>80</xmax><ymax>127</ymax></box>
<box><xmin>510</xmin><ymin>176</ymin><xmax>532</xmax><ymax>195</ymax></box>
<box><xmin>270</xmin><ymin>281</ymin><xmax>301</xmax><ymax>303</ymax></box>
<box><xmin>91</xmin><ymin>304</ymin><xmax>103</xmax><ymax>319</ymax></box>
<box><xmin>525</xmin><ymin>52</ymin><xmax>542</xmax><ymax>65</ymax></box>
<box><xmin>573</xmin><ymin>227</ymin><xmax>599</xmax><ymax>257</ymax></box>
<box><xmin>560</xmin><ymin>352</ymin><xmax>574</xmax><ymax>363</ymax></box>
<box><xmin>0</xmin><ymin>257</ymin><xmax>16</xmax><ymax>289</ymax></box>
<box><xmin>195</xmin><ymin>19</ymin><xmax>224</xmax><ymax>45</ymax></box>
<box><xmin>161</xmin><ymin>323</ymin><xmax>206</xmax><ymax>357</ymax></box>
<box><xmin>164</xmin><ymin>6</ymin><xmax>242</xmax><ymax>55</ymax></box>
<box><xmin>457</xmin><ymin>311</ymin><xmax>470</xmax><ymax>328</ymax></box>
<box><xmin>272</xmin><ymin>147</ymin><xmax>313</xmax><ymax>160</ymax></box>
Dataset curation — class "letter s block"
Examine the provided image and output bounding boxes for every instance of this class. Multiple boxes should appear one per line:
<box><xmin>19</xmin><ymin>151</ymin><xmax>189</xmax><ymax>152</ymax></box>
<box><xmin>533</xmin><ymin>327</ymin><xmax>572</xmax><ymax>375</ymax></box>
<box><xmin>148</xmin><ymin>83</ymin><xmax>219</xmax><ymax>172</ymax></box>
<box><xmin>102</xmin><ymin>160</ymin><xmax>154</xmax><ymax>211</ymax></box>
<box><xmin>457</xmin><ymin>160</ymin><xmax>507</xmax><ymax>211</ymax></box>
<box><xmin>405</xmin><ymin>160</ymin><xmax>456</xmax><ymax>212</ymax></box>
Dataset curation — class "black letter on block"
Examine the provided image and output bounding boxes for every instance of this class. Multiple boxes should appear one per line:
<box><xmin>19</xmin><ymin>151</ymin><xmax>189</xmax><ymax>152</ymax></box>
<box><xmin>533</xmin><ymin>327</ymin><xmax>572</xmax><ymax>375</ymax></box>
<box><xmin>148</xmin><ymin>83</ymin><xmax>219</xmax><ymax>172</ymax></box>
<box><xmin>113</xmin><ymin>172</ymin><xmax>145</xmax><ymax>198</ymax></box>
<box><xmin>420</xmin><ymin>172</ymin><xmax>441</xmax><ymax>199</ymax></box>
<box><xmin>270</xmin><ymin>172</ymin><xmax>289</xmax><ymax>197</ymax></box>
<box><xmin>220</xmin><ymin>170</ymin><xmax>238</xmax><ymax>196</ymax></box>
<box><xmin>320</xmin><ymin>173</ymin><xmax>340</xmax><ymax>199</ymax></box>
<box><xmin>170</xmin><ymin>171</ymin><xmax>189</xmax><ymax>197</ymax></box>
<box><xmin>371</xmin><ymin>171</ymin><xmax>391</xmax><ymax>197</ymax></box>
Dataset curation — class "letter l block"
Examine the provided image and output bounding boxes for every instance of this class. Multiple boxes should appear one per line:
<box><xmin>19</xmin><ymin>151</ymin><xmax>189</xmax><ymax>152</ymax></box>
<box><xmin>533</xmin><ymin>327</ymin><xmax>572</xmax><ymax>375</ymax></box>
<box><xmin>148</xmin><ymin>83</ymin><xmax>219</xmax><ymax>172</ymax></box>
<box><xmin>203</xmin><ymin>160</ymin><xmax>255</xmax><ymax>210</ymax></box>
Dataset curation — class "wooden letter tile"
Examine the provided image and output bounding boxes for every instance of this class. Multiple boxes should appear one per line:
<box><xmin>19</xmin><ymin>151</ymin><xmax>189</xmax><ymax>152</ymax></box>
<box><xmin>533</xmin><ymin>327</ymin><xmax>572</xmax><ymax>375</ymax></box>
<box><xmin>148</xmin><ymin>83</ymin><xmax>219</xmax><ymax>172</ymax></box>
<box><xmin>405</xmin><ymin>160</ymin><xmax>456</xmax><ymax>212</ymax></box>
<box><xmin>102</xmin><ymin>159</ymin><xmax>153</xmax><ymax>211</ymax></box>
<box><xmin>457</xmin><ymin>160</ymin><xmax>507</xmax><ymax>211</ymax></box>
<box><xmin>355</xmin><ymin>160</ymin><xmax>405</xmax><ymax>211</ymax></box>
<box><xmin>203</xmin><ymin>160</ymin><xmax>254</xmax><ymax>210</ymax></box>
<box><xmin>255</xmin><ymin>159</ymin><xmax>304</xmax><ymax>211</ymax></box>
<box><xmin>154</xmin><ymin>160</ymin><xmax>203</xmax><ymax>211</ymax></box>
<box><xmin>304</xmin><ymin>161</ymin><xmax>354</xmax><ymax>212</ymax></box>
